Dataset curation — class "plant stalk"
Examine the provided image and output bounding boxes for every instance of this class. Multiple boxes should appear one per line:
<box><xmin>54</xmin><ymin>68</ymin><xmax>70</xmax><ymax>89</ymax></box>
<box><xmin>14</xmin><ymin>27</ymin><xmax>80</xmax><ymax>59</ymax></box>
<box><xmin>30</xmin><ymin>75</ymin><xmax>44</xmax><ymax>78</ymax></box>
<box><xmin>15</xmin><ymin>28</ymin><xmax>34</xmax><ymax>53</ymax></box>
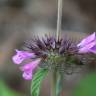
<box><xmin>50</xmin><ymin>71</ymin><xmax>56</xmax><ymax>96</ymax></box>
<box><xmin>50</xmin><ymin>70</ymin><xmax>64</xmax><ymax>96</ymax></box>
<box><xmin>56</xmin><ymin>0</ymin><xmax>63</xmax><ymax>41</ymax></box>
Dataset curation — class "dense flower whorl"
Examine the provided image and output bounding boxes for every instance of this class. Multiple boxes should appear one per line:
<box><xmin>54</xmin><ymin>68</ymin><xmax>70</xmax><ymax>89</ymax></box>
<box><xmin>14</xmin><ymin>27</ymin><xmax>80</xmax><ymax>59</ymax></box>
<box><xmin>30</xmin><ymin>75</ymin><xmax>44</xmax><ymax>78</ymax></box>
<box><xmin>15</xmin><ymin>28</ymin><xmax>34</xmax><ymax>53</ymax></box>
<box><xmin>12</xmin><ymin>33</ymin><xmax>96</xmax><ymax>80</ymax></box>
<box><xmin>24</xmin><ymin>36</ymin><xmax>82</xmax><ymax>73</ymax></box>
<box><xmin>12</xmin><ymin>35</ymin><xmax>88</xmax><ymax>80</ymax></box>
<box><xmin>24</xmin><ymin>36</ymin><xmax>78</xmax><ymax>57</ymax></box>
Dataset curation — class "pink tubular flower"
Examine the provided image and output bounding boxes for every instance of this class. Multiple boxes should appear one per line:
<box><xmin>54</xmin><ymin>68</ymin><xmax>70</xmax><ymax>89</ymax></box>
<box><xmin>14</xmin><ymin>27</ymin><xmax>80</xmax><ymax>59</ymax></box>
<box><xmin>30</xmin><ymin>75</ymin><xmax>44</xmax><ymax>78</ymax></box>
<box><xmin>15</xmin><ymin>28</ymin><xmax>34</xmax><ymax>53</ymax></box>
<box><xmin>20</xmin><ymin>59</ymin><xmax>41</xmax><ymax>80</ymax></box>
<box><xmin>12</xmin><ymin>49</ymin><xmax>35</xmax><ymax>64</ymax></box>
<box><xmin>77</xmin><ymin>32</ymin><xmax>96</xmax><ymax>53</ymax></box>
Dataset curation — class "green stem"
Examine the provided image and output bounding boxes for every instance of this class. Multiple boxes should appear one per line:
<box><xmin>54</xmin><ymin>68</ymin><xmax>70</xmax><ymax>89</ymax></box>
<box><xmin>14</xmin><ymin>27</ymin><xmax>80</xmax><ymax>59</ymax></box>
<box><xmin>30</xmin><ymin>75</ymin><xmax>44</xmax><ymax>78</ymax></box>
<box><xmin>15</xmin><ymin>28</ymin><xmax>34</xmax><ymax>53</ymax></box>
<box><xmin>50</xmin><ymin>70</ymin><xmax>64</xmax><ymax>96</ymax></box>
<box><xmin>50</xmin><ymin>71</ymin><xmax>56</xmax><ymax>96</ymax></box>
<box><xmin>56</xmin><ymin>71</ymin><xmax>64</xmax><ymax>96</ymax></box>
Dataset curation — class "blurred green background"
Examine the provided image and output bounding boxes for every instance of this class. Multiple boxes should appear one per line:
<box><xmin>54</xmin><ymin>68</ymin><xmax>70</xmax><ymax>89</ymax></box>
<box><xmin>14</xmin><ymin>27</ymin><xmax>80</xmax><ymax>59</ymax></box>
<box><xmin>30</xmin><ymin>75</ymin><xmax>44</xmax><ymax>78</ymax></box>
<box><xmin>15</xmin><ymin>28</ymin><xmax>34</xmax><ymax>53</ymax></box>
<box><xmin>0</xmin><ymin>0</ymin><xmax>96</xmax><ymax>96</ymax></box>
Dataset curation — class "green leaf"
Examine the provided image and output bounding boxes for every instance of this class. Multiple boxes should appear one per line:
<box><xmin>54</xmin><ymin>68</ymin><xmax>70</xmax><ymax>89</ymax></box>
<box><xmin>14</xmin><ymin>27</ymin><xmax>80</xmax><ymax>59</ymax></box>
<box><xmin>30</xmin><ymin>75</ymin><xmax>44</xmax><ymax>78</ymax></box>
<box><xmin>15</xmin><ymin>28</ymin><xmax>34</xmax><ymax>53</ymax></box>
<box><xmin>31</xmin><ymin>68</ymin><xmax>48</xmax><ymax>96</ymax></box>
<box><xmin>73</xmin><ymin>73</ymin><xmax>96</xmax><ymax>96</ymax></box>
<box><xmin>0</xmin><ymin>80</ymin><xmax>23</xmax><ymax>96</ymax></box>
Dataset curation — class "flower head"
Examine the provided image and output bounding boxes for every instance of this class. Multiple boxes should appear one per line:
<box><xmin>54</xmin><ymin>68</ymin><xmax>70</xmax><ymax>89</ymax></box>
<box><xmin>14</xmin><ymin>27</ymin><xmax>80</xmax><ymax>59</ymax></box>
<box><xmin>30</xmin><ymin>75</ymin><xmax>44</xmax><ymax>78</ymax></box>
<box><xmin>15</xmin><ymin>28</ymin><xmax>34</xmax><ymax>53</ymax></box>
<box><xmin>24</xmin><ymin>36</ymin><xmax>81</xmax><ymax>73</ymax></box>
<box><xmin>77</xmin><ymin>32</ymin><xmax>96</xmax><ymax>53</ymax></box>
<box><xmin>12</xmin><ymin>35</ymin><xmax>83</xmax><ymax>80</ymax></box>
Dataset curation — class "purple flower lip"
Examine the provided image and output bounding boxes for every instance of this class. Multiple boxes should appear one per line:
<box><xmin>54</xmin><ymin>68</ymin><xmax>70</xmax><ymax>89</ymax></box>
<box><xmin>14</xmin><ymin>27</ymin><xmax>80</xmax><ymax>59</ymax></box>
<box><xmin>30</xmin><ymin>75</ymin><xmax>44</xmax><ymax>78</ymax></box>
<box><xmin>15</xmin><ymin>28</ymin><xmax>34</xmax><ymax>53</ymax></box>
<box><xmin>77</xmin><ymin>32</ymin><xmax>96</xmax><ymax>47</ymax></box>
<box><xmin>22</xmin><ymin>71</ymin><xmax>32</xmax><ymax>80</ymax></box>
<box><xmin>12</xmin><ymin>49</ymin><xmax>35</xmax><ymax>64</ymax></box>
<box><xmin>77</xmin><ymin>32</ymin><xmax>96</xmax><ymax>54</ymax></box>
<box><xmin>20</xmin><ymin>59</ymin><xmax>41</xmax><ymax>72</ymax></box>
<box><xmin>12</xmin><ymin>49</ymin><xmax>41</xmax><ymax>80</ymax></box>
<box><xmin>20</xmin><ymin>58</ymin><xmax>41</xmax><ymax>80</ymax></box>
<box><xmin>78</xmin><ymin>42</ymin><xmax>96</xmax><ymax>53</ymax></box>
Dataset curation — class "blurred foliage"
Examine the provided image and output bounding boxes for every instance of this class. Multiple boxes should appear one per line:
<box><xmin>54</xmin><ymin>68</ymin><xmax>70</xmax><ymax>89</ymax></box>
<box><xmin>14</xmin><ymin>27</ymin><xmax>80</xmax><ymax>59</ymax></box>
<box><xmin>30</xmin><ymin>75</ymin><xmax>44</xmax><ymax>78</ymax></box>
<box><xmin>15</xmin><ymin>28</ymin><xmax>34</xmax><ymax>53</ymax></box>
<box><xmin>7</xmin><ymin>0</ymin><xmax>25</xmax><ymax>8</ymax></box>
<box><xmin>73</xmin><ymin>72</ymin><xmax>96</xmax><ymax>96</ymax></box>
<box><xmin>0</xmin><ymin>80</ymin><xmax>24</xmax><ymax>96</ymax></box>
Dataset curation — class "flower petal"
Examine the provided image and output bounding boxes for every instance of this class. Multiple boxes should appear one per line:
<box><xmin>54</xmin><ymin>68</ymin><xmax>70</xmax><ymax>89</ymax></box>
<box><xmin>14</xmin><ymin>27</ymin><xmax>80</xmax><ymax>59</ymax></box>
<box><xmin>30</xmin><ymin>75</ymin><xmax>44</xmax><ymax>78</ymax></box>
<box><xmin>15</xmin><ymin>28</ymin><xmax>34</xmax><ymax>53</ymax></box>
<box><xmin>77</xmin><ymin>32</ymin><xmax>96</xmax><ymax>47</ymax></box>
<box><xmin>20</xmin><ymin>58</ymin><xmax>41</xmax><ymax>80</ymax></box>
<box><xmin>89</xmin><ymin>45</ymin><xmax>96</xmax><ymax>54</ymax></box>
<box><xmin>12</xmin><ymin>49</ymin><xmax>35</xmax><ymax>64</ymax></box>
<box><xmin>78</xmin><ymin>42</ymin><xmax>96</xmax><ymax>53</ymax></box>
<box><xmin>22</xmin><ymin>71</ymin><xmax>32</xmax><ymax>80</ymax></box>
<box><xmin>20</xmin><ymin>58</ymin><xmax>41</xmax><ymax>72</ymax></box>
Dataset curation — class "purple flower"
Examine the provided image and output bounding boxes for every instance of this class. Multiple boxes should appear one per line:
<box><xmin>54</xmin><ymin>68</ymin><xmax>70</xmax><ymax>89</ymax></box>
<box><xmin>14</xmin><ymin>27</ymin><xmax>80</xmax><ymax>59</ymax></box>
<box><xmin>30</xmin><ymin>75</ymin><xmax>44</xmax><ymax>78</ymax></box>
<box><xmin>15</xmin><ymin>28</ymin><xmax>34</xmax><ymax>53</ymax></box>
<box><xmin>12</xmin><ymin>49</ymin><xmax>35</xmax><ymax>64</ymax></box>
<box><xmin>12</xmin><ymin>35</ymin><xmax>78</xmax><ymax>80</ymax></box>
<box><xmin>77</xmin><ymin>32</ymin><xmax>96</xmax><ymax>53</ymax></box>
<box><xmin>20</xmin><ymin>59</ymin><xmax>41</xmax><ymax>80</ymax></box>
